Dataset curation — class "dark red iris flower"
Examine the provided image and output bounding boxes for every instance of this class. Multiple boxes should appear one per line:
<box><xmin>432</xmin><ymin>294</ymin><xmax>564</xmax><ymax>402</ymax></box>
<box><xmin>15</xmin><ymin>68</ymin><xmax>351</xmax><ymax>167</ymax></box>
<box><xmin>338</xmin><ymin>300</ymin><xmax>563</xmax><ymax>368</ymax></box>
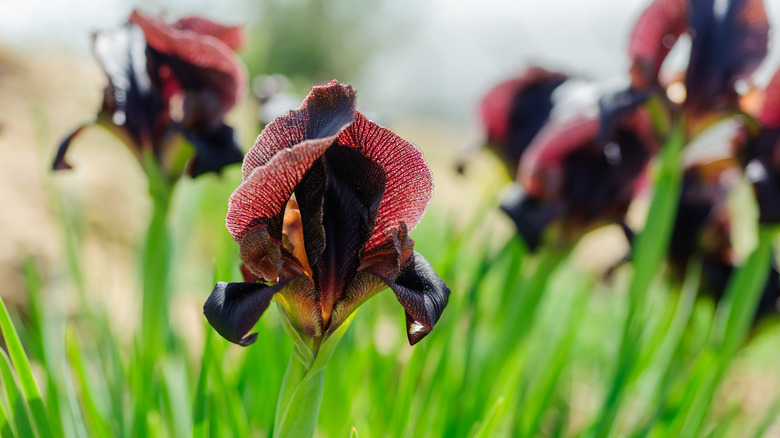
<box><xmin>53</xmin><ymin>10</ymin><xmax>248</xmax><ymax>179</ymax></box>
<box><xmin>475</xmin><ymin>67</ymin><xmax>568</xmax><ymax>175</ymax></box>
<box><xmin>665</xmin><ymin>160</ymin><xmax>780</xmax><ymax>320</ymax></box>
<box><xmin>628</xmin><ymin>0</ymin><xmax>768</xmax><ymax>114</ymax></box>
<box><xmin>203</xmin><ymin>81</ymin><xmax>450</xmax><ymax>347</ymax></box>
<box><xmin>501</xmin><ymin>93</ymin><xmax>657</xmax><ymax>250</ymax></box>
<box><xmin>738</xmin><ymin>71</ymin><xmax>780</xmax><ymax>224</ymax></box>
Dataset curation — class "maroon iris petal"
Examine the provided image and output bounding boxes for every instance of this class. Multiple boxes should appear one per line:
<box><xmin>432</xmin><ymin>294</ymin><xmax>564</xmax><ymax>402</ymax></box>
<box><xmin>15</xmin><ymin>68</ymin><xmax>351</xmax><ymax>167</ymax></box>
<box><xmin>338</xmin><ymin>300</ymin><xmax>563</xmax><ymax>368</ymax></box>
<box><xmin>519</xmin><ymin>117</ymin><xmax>599</xmax><ymax>198</ymax></box>
<box><xmin>204</xmin><ymin>280</ymin><xmax>291</xmax><ymax>346</ymax></box>
<box><xmin>242</xmin><ymin>80</ymin><xmax>357</xmax><ymax>178</ymax></box>
<box><xmin>129</xmin><ymin>10</ymin><xmax>247</xmax><ymax>114</ymax></box>
<box><xmin>758</xmin><ymin>70</ymin><xmax>780</xmax><ymax>129</ymax></box>
<box><xmin>684</xmin><ymin>0</ymin><xmax>769</xmax><ymax>112</ymax></box>
<box><xmin>628</xmin><ymin>0</ymin><xmax>687</xmax><ymax>88</ymax></box>
<box><xmin>479</xmin><ymin>68</ymin><xmax>568</xmax><ymax>171</ymax></box>
<box><xmin>512</xmin><ymin>106</ymin><xmax>655</xmax><ymax>249</ymax></box>
<box><xmin>382</xmin><ymin>252</ymin><xmax>450</xmax><ymax>345</ymax></box>
<box><xmin>338</xmin><ymin>112</ymin><xmax>433</xmax><ymax>250</ymax></box>
<box><xmin>227</xmin><ymin>83</ymin><xmax>357</xmax><ymax>242</ymax></box>
<box><xmin>173</xmin><ymin>16</ymin><xmax>246</xmax><ymax>51</ymax></box>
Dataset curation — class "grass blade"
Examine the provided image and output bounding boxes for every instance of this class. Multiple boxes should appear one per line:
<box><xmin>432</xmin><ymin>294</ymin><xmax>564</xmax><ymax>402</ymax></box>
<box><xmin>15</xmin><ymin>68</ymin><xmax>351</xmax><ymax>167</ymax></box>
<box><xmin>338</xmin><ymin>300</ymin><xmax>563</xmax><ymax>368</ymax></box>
<box><xmin>0</xmin><ymin>349</ymin><xmax>35</xmax><ymax>437</ymax></box>
<box><xmin>0</xmin><ymin>297</ymin><xmax>54</xmax><ymax>438</ymax></box>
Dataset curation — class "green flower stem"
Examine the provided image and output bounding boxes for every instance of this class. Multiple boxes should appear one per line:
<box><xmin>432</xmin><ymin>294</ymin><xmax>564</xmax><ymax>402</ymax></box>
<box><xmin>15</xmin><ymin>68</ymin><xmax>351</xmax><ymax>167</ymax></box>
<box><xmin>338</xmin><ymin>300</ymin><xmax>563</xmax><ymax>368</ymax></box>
<box><xmin>134</xmin><ymin>153</ymin><xmax>175</xmax><ymax>435</ymax></box>
<box><xmin>273</xmin><ymin>307</ymin><xmax>357</xmax><ymax>438</ymax></box>
<box><xmin>274</xmin><ymin>351</ymin><xmax>326</xmax><ymax>438</ymax></box>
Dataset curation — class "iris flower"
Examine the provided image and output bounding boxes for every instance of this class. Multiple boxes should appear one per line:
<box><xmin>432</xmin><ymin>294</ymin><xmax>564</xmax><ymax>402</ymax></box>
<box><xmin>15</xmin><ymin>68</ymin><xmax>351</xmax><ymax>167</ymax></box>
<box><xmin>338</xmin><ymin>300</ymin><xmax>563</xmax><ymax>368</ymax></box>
<box><xmin>662</xmin><ymin>159</ymin><xmax>780</xmax><ymax>320</ymax></box>
<box><xmin>204</xmin><ymin>80</ymin><xmax>450</xmax><ymax>348</ymax></box>
<box><xmin>628</xmin><ymin>0</ymin><xmax>768</xmax><ymax>115</ymax></box>
<box><xmin>501</xmin><ymin>93</ymin><xmax>657</xmax><ymax>251</ymax></box>
<box><xmin>53</xmin><ymin>10</ymin><xmax>247</xmax><ymax>179</ymax></box>
<box><xmin>474</xmin><ymin>67</ymin><xmax>568</xmax><ymax>175</ymax></box>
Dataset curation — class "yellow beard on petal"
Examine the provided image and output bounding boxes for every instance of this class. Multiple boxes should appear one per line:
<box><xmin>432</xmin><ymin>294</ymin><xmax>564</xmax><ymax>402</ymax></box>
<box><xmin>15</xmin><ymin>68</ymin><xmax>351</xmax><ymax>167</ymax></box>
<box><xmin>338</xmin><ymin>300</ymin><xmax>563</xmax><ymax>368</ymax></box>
<box><xmin>282</xmin><ymin>198</ymin><xmax>314</xmax><ymax>279</ymax></box>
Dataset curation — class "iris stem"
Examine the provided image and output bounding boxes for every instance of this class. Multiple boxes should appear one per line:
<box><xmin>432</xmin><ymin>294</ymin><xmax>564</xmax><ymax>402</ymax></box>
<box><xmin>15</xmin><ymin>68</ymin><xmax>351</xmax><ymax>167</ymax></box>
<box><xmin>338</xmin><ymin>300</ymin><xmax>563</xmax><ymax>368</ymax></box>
<box><xmin>133</xmin><ymin>153</ymin><xmax>174</xmax><ymax>435</ymax></box>
<box><xmin>273</xmin><ymin>351</ymin><xmax>326</xmax><ymax>438</ymax></box>
<box><xmin>273</xmin><ymin>307</ymin><xmax>357</xmax><ymax>438</ymax></box>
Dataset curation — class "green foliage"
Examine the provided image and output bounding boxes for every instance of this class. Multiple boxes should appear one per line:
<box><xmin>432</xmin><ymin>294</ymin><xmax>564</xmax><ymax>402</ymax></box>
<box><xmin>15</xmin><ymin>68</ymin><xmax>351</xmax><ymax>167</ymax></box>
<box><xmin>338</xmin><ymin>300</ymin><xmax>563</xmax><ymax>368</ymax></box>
<box><xmin>3</xmin><ymin>126</ymin><xmax>779</xmax><ymax>438</ymax></box>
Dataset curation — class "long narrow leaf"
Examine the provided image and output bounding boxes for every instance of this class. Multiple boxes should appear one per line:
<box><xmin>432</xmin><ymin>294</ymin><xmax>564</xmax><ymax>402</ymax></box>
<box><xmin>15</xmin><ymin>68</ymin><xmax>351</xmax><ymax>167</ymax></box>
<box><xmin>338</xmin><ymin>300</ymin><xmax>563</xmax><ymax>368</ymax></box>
<box><xmin>0</xmin><ymin>297</ymin><xmax>54</xmax><ymax>438</ymax></box>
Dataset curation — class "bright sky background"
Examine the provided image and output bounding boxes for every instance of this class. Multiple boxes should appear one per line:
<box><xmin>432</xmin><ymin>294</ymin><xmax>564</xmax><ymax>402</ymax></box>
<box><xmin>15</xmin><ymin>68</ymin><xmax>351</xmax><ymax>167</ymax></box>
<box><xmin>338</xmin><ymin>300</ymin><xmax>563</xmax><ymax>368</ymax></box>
<box><xmin>3</xmin><ymin>0</ymin><xmax>780</xmax><ymax>126</ymax></box>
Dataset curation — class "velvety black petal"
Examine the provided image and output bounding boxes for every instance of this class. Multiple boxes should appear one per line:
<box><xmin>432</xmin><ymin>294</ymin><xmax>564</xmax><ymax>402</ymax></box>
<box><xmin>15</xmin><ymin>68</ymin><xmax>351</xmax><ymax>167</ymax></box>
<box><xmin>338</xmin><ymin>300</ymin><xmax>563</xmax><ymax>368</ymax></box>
<box><xmin>598</xmin><ymin>88</ymin><xmax>651</xmax><ymax>146</ymax></box>
<box><xmin>93</xmin><ymin>22</ymin><xmax>162</xmax><ymax>150</ymax></box>
<box><xmin>184</xmin><ymin>123</ymin><xmax>243</xmax><ymax>177</ymax></box>
<box><xmin>502</xmin><ymin>73</ymin><xmax>567</xmax><ymax>168</ymax></box>
<box><xmin>315</xmin><ymin>144</ymin><xmax>387</xmax><ymax>323</ymax></box>
<box><xmin>685</xmin><ymin>0</ymin><xmax>769</xmax><ymax>112</ymax></box>
<box><xmin>293</xmin><ymin>158</ymin><xmax>327</xmax><ymax>270</ymax></box>
<box><xmin>747</xmin><ymin>157</ymin><xmax>780</xmax><ymax>223</ymax></box>
<box><xmin>382</xmin><ymin>252</ymin><xmax>450</xmax><ymax>345</ymax></box>
<box><xmin>52</xmin><ymin>124</ymin><xmax>91</xmax><ymax>170</ymax></box>
<box><xmin>742</xmin><ymin>129</ymin><xmax>780</xmax><ymax>224</ymax></box>
<box><xmin>203</xmin><ymin>280</ymin><xmax>289</xmax><ymax>346</ymax></box>
<box><xmin>500</xmin><ymin>184</ymin><xmax>565</xmax><ymax>252</ymax></box>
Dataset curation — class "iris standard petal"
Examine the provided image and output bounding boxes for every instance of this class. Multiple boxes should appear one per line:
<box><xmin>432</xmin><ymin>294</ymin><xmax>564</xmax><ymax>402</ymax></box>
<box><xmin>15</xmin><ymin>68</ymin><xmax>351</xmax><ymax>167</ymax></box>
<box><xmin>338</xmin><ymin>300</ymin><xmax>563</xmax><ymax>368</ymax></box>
<box><xmin>227</xmin><ymin>134</ymin><xmax>335</xmax><ymax>241</ymax></box>
<box><xmin>685</xmin><ymin>0</ymin><xmax>769</xmax><ymax>111</ymax></box>
<box><xmin>130</xmin><ymin>10</ymin><xmax>247</xmax><ymax>114</ymax></box>
<box><xmin>173</xmin><ymin>16</ymin><xmax>246</xmax><ymax>51</ymax></box>
<box><xmin>204</xmin><ymin>280</ymin><xmax>290</xmax><ymax>346</ymax></box>
<box><xmin>382</xmin><ymin>252</ymin><xmax>450</xmax><ymax>345</ymax></box>
<box><xmin>628</xmin><ymin>0</ymin><xmax>687</xmax><ymax>88</ymax></box>
<box><xmin>93</xmin><ymin>21</ymin><xmax>161</xmax><ymax>151</ymax></box>
<box><xmin>242</xmin><ymin>80</ymin><xmax>357</xmax><ymax>178</ymax></box>
<box><xmin>758</xmin><ymin>70</ymin><xmax>780</xmax><ymax>128</ymax></box>
<box><xmin>479</xmin><ymin>68</ymin><xmax>568</xmax><ymax>170</ymax></box>
<box><xmin>338</xmin><ymin>112</ymin><xmax>433</xmax><ymax>250</ymax></box>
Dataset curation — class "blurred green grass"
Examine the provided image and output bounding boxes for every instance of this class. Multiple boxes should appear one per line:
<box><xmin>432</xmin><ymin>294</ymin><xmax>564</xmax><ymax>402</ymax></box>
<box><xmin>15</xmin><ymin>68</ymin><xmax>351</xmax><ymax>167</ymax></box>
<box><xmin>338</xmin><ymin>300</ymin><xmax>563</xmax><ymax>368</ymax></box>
<box><xmin>1</xmin><ymin>44</ymin><xmax>779</xmax><ymax>437</ymax></box>
<box><xmin>3</xmin><ymin>133</ymin><xmax>780</xmax><ymax>437</ymax></box>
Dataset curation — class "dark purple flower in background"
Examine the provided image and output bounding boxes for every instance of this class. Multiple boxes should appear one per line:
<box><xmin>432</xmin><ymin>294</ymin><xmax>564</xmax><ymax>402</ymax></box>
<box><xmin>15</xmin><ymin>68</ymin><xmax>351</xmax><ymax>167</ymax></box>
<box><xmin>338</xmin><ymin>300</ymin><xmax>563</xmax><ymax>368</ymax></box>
<box><xmin>665</xmin><ymin>159</ymin><xmax>780</xmax><ymax>320</ymax></box>
<box><xmin>739</xmin><ymin>71</ymin><xmax>780</xmax><ymax>224</ymax></box>
<box><xmin>628</xmin><ymin>0</ymin><xmax>768</xmax><ymax>114</ymax></box>
<box><xmin>473</xmin><ymin>67</ymin><xmax>568</xmax><ymax>175</ymax></box>
<box><xmin>501</xmin><ymin>98</ymin><xmax>657</xmax><ymax>251</ymax></box>
<box><xmin>53</xmin><ymin>10</ymin><xmax>248</xmax><ymax>179</ymax></box>
<box><xmin>204</xmin><ymin>81</ymin><xmax>450</xmax><ymax>347</ymax></box>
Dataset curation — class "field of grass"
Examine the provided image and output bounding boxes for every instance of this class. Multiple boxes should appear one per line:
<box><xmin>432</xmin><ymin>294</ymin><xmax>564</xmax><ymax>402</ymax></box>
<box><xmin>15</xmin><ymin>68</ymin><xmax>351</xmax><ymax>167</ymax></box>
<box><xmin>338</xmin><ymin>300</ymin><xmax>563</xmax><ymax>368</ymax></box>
<box><xmin>1</xmin><ymin>110</ymin><xmax>779</xmax><ymax>438</ymax></box>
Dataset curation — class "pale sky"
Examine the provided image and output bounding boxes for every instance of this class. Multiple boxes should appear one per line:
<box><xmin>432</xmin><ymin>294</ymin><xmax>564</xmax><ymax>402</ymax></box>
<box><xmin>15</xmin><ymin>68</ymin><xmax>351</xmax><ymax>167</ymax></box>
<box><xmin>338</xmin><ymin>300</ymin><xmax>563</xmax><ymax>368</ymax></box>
<box><xmin>3</xmin><ymin>0</ymin><xmax>780</xmax><ymax>125</ymax></box>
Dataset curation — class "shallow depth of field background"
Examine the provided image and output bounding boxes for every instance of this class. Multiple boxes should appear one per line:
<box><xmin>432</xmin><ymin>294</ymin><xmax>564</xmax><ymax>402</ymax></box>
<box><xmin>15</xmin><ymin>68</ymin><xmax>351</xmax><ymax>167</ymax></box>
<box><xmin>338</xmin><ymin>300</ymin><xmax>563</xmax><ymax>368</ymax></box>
<box><xmin>3</xmin><ymin>0</ymin><xmax>780</xmax><ymax>437</ymax></box>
